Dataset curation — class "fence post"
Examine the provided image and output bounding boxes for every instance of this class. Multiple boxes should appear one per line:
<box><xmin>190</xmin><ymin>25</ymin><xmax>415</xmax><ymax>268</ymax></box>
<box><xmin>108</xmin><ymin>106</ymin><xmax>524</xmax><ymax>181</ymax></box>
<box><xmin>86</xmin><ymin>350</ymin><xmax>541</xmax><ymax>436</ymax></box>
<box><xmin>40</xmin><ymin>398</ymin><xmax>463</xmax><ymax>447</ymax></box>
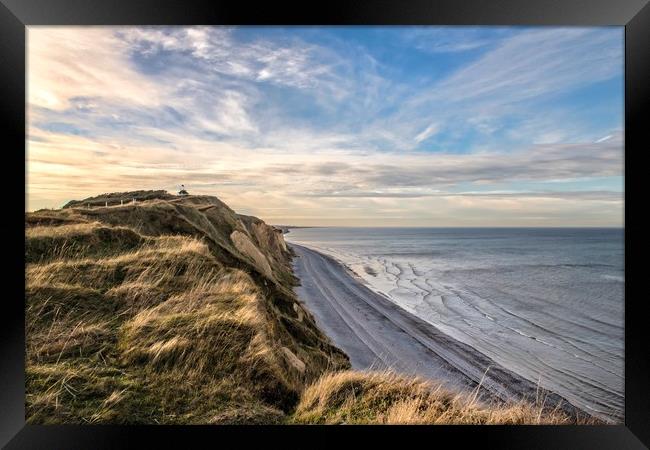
<box><xmin>105</xmin><ymin>201</ymin><xmax>108</xmax><ymax>207</ymax></box>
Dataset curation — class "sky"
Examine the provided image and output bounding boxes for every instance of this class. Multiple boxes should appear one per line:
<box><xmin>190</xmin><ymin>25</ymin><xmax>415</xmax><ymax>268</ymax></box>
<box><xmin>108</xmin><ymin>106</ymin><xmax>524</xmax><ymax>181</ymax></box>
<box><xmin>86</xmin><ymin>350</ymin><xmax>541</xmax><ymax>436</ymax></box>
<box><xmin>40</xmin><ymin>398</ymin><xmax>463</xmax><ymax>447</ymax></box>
<box><xmin>27</xmin><ymin>26</ymin><xmax>624</xmax><ymax>226</ymax></box>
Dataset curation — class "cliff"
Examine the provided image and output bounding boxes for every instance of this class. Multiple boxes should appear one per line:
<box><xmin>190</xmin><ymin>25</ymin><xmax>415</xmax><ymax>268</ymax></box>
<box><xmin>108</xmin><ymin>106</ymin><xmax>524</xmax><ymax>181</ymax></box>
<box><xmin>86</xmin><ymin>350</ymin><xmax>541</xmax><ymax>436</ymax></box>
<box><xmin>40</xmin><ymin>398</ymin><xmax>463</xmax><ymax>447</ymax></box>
<box><xmin>25</xmin><ymin>190</ymin><xmax>590</xmax><ymax>425</ymax></box>
<box><xmin>25</xmin><ymin>191</ymin><xmax>348</xmax><ymax>424</ymax></box>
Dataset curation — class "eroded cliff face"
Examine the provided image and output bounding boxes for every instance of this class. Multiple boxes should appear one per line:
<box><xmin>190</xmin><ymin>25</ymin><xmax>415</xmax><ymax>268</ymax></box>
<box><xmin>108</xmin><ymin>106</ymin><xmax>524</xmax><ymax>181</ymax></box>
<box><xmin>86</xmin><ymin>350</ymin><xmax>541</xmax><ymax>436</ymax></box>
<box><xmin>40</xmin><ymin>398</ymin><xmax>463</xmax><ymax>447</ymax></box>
<box><xmin>230</xmin><ymin>230</ymin><xmax>275</xmax><ymax>280</ymax></box>
<box><xmin>25</xmin><ymin>191</ymin><xmax>349</xmax><ymax>424</ymax></box>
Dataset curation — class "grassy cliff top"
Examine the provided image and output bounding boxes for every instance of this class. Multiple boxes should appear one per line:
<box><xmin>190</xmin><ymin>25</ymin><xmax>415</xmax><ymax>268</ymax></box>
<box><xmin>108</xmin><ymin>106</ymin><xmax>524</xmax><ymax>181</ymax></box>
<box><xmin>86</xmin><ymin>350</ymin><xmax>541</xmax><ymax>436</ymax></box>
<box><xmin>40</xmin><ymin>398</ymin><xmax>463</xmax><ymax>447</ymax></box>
<box><xmin>25</xmin><ymin>191</ymin><xmax>592</xmax><ymax>424</ymax></box>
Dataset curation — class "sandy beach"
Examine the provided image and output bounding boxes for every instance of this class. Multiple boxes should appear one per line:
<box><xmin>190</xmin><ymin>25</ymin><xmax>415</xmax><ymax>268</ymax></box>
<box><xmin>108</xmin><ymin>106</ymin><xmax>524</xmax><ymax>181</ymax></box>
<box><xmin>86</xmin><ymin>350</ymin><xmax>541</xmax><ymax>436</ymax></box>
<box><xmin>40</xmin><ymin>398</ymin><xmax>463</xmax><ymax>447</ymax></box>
<box><xmin>290</xmin><ymin>243</ymin><xmax>586</xmax><ymax>418</ymax></box>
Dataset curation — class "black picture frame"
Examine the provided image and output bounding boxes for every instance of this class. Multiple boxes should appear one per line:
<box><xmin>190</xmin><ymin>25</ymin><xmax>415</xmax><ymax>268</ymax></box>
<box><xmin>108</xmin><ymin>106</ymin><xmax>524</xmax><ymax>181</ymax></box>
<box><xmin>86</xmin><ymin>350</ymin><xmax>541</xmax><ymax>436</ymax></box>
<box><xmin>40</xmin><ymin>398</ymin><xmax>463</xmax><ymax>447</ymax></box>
<box><xmin>1</xmin><ymin>0</ymin><xmax>647</xmax><ymax>448</ymax></box>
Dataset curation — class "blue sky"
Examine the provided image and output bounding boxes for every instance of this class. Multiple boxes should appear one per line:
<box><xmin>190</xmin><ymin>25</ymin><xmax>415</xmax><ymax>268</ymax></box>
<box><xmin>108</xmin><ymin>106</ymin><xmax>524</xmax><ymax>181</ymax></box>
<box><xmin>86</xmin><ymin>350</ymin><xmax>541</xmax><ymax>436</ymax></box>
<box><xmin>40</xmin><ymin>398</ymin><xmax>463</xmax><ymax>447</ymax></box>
<box><xmin>27</xmin><ymin>26</ymin><xmax>624</xmax><ymax>226</ymax></box>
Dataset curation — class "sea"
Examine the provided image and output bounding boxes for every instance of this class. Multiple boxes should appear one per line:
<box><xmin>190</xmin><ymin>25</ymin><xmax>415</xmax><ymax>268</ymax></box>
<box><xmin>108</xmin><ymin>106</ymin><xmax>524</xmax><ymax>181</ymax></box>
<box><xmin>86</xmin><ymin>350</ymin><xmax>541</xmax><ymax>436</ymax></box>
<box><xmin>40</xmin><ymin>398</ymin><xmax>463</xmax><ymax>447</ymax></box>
<box><xmin>285</xmin><ymin>227</ymin><xmax>624</xmax><ymax>422</ymax></box>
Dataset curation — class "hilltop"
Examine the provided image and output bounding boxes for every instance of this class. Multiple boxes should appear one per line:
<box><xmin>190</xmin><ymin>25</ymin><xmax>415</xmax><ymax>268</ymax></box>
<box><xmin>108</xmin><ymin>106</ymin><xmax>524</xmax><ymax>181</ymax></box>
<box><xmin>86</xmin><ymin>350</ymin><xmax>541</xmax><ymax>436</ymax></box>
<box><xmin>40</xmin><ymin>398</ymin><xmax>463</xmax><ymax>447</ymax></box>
<box><xmin>26</xmin><ymin>191</ymin><xmax>348</xmax><ymax>424</ymax></box>
<box><xmin>25</xmin><ymin>191</ymin><xmax>591</xmax><ymax>424</ymax></box>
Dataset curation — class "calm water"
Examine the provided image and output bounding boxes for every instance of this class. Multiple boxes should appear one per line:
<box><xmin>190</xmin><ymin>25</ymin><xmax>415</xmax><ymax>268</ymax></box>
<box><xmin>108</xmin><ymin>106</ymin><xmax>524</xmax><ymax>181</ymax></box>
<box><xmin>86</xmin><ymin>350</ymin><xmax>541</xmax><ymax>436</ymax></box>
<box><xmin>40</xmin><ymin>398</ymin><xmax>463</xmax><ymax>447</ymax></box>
<box><xmin>286</xmin><ymin>227</ymin><xmax>624</xmax><ymax>422</ymax></box>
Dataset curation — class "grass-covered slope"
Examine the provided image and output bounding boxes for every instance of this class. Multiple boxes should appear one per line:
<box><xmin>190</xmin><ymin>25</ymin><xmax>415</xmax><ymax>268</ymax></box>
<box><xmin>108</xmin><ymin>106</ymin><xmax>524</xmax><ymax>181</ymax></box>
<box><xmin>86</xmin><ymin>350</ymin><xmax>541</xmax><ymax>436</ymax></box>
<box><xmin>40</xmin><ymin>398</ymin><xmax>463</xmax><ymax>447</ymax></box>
<box><xmin>25</xmin><ymin>191</ymin><xmax>349</xmax><ymax>424</ymax></box>
<box><xmin>26</xmin><ymin>190</ymin><xmax>593</xmax><ymax>425</ymax></box>
<box><xmin>292</xmin><ymin>371</ymin><xmax>595</xmax><ymax>425</ymax></box>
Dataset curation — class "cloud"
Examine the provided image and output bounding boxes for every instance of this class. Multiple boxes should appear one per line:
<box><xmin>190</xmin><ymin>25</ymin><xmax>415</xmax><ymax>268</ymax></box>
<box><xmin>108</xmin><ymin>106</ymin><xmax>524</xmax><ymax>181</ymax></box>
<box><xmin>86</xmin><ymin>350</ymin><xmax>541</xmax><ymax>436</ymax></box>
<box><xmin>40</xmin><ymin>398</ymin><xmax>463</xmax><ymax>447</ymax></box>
<box><xmin>26</xmin><ymin>107</ymin><xmax>623</xmax><ymax>225</ymax></box>
<box><xmin>400</xmin><ymin>27</ymin><xmax>508</xmax><ymax>53</ymax></box>
<box><xmin>119</xmin><ymin>27</ymin><xmax>342</xmax><ymax>92</ymax></box>
<box><xmin>414</xmin><ymin>123</ymin><xmax>440</xmax><ymax>143</ymax></box>
<box><xmin>27</xmin><ymin>123</ymin><xmax>621</xmax><ymax>203</ymax></box>
<box><xmin>266</xmin><ymin>135</ymin><xmax>623</xmax><ymax>196</ymax></box>
<box><xmin>443</xmin><ymin>190</ymin><xmax>622</xmax><ymax>201</ymax></box>
<box><xmin>432</xmin><ymin>28</ymin><xmax>622</xmax><ymax>104</ymax></box>
<box><xmin>26</xmin><ymin>26</ymin><xmax>624</xmax><ymax>226</ymax></box>
<box><xmin>381</xmin><ymin>28</ymin><xmax>624</xmax><ymax>150</ymax></box>
<box><xmin>28</xmin><ymin>27</ymin><xmax>164</xmax><ymax>111</ymax></box>
<box><xmin>595</xmin><ymin>134</ymin><xmax>613</xmax><ymax>143</ymax></box>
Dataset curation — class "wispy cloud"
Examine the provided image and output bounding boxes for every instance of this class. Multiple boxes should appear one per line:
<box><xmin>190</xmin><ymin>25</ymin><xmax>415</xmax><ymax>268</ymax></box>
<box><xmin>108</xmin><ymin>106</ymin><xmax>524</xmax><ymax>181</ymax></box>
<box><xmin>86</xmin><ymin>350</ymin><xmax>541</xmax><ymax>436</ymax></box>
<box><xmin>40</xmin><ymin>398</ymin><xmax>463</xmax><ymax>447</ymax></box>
<box><xmin>400</xmin><ymin>26</ymin><xmax>508</xmax><ymax>53</ymax></box>
<box><xmin>28</xmin><ymin>28</ymin><xmax>164</xmax><ymax>111</ymax></box>
<box><xmin>119</xmin><ymin>27</ymin><xmax>345</xmax><ymax>92</ymax></box>
<box><xmin>414</xmin><ymin>123</ymin><xmax>440</xmax><ymax>144</ymax></box>
<box><xmin>432</xmin><ymin>28</ymin><xmax>622</xmax><ymax>104</ymax></box>
<box><xmin>380</xmin><ymin>28</ymin><xmax>624</xmax><ymax>150</ymax></box>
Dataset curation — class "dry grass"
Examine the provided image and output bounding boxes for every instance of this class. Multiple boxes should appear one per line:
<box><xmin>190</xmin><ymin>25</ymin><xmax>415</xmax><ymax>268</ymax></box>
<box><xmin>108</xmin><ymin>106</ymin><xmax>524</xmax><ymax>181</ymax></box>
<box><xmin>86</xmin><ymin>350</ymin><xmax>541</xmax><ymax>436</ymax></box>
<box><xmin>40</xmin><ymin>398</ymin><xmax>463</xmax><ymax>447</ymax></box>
<box><xmin>26</xmin><ymin>193</ymin><xmax>349</xmax><ymax>424</ymax></box>
<box><xmin>292</xmin><ymin>370</ymin><xmax>596</xmax><ymax>425</ymax></box>
<box><xmin>26</xmin><ymin>221</ymin><xmax>103</xmax><ymax>238</ymax></box>
<box><xmin>26</xmin><ymin>221</ymin><xmax>144</xmax><ymax>263</ymax></box>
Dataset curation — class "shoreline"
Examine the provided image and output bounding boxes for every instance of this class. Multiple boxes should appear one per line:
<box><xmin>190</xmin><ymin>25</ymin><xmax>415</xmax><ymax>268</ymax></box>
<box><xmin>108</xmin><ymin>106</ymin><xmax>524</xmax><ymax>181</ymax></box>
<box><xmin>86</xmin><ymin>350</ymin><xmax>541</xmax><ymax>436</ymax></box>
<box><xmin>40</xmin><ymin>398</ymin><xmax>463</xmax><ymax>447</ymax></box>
<box><xmin>289</xmin><ymin>242</ymin><xmax>598</xmax><ymax>422</ymax></box>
